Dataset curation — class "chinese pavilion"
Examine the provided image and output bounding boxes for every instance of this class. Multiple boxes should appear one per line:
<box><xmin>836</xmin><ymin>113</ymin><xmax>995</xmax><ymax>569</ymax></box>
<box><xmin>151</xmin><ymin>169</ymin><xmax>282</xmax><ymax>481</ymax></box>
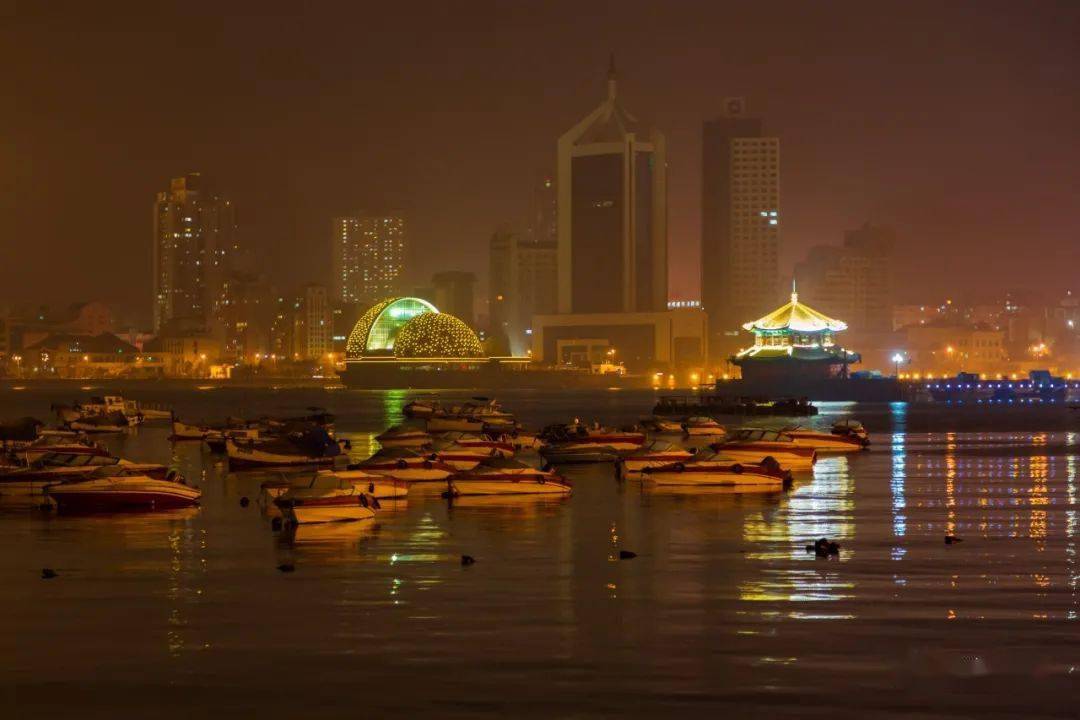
<box><xmin>731</xmin><ymin>287</ymin><xmax>860</xmax><ymax>381</ymax></box>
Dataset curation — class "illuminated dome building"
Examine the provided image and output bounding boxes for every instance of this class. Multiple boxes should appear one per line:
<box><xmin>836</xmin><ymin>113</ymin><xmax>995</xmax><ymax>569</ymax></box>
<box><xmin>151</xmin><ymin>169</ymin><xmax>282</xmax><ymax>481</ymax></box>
<box><xmin>340</xmin><ymin>296</ymin><xmax>526</xmax><ymax>388</ymax></box>
<box><xmin>731</xmin><ymin>287</ymin><xmax>860</xmax><ymax>381</ymax></box>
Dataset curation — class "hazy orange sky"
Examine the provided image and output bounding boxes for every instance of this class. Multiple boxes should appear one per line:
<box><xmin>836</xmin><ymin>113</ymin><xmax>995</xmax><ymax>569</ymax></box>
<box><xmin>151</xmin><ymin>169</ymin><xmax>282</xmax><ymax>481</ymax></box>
<box><xmin>8</xmin><ymin>1</ymin><xmax>1079</xmax><ymax>323</ymax></box>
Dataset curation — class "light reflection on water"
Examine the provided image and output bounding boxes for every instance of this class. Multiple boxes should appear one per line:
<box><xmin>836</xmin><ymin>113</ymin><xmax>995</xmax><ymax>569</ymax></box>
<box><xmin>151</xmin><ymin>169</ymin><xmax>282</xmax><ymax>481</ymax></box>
<box><xmin>3</xmin><ymin>390</ymin><xmax>1080</xmax><ymax>716</ymax></box>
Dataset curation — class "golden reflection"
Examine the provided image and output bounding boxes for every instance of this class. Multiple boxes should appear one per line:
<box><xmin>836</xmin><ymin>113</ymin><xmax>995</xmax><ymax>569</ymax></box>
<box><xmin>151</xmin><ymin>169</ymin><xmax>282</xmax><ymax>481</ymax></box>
<box><xmin>944</xmin><ymin>431</ymin><xmax>957</xmax><ymax>537</ymax></box>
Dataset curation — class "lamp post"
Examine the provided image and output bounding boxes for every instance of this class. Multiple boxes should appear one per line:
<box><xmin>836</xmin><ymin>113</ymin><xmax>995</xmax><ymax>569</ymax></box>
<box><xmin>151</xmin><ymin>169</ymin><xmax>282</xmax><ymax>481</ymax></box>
<box><xmin>892</xmin><ymin>353</ymin><xmax>904</xmax><ymax>378</ymax></box>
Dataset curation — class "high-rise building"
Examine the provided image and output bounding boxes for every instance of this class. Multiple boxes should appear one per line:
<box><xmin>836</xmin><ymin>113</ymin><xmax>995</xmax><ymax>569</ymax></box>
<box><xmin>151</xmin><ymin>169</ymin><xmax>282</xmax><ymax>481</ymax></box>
<box><xmin>331</xmin><ymin>213</ymin><xmax>407</xmax><ymax>305</ymax></box>
<box><xmin>488</xmin><ymin>228</ymin><xmax>558</xmax><ymax>355</ymax></box>
<box><xmin>795</xmin><ymin>223</ymin><xmax>896</xmax><ymax>335</ymax></box>
<box><xmin>152</xmin><ymin>173</ymin><xmax>238</xmax><ymax>332</ymax></box>
<box><xmin>701</xmin><ymin>104</ymin><xmax>779</xmax><ymax>358</ymax></box>
<box><xmin>556</xmin><ymin>58</ymin><xmax>667</xmax><ymax>314</ymax></box>
<box><xmin>431</xmin><ymin>271</ymin><xmax>477</xmax><ymax>327</ymax></box>
<box><xmin>302</xmin><ymin>284</ymin><xmax>333</xmax><ymax>361</ymax></box>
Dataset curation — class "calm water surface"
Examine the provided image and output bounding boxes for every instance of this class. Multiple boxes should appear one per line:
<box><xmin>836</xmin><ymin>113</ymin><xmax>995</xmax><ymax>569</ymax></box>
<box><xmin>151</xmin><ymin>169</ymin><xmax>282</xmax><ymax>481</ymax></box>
<box><xmin>2</xmin><ymin>388</ymin><xmax>1079</xmax><ymax>718</ymax></box>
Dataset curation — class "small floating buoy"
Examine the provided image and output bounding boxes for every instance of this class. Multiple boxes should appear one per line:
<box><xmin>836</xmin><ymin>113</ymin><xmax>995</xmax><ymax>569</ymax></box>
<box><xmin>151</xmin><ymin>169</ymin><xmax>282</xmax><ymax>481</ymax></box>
<box><xmin>461</xmin><ymin>555</ymin><xmax>476</xmax><ymax>566</ymax></box>
<box><xmin>276</xmin><ymin>563</ymin><xmax>295</xmax><ymax>573</ymax></box>
<box><xmin>41</xmin><ymin>568</ymin><xmax>57</xmax><ymax>580</ymax></box>
<box><xmin>270</xmin><ymin>517</ymin><xmax>283</xmax><ymax>532</ymax></box>
<box><xmin>239</xmin><ymin>496</ymin><xmax>250</xmax><ymax>508</ymax></box>
<box><xmin>945</xmin><ymin>535</ymin><xmax>962</xmax><ymax>545</ymax></box>
<box><xmin>810</xmin><ymin>538</ymin><xmax>840</xmax><ymax>558</ymax></box>
<box><xmin>619</xmin><ymin>550</ymin><xmax>637</xmax><ymax>560</ymax></box>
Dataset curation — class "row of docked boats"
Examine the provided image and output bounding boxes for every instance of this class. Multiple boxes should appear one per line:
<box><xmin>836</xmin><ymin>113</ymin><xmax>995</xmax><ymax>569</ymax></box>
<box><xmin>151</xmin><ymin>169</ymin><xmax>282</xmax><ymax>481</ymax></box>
<box><xmin>172</xmin><ymin>410</ymin><xmax>346</xmax><ymax>468</ymax></box>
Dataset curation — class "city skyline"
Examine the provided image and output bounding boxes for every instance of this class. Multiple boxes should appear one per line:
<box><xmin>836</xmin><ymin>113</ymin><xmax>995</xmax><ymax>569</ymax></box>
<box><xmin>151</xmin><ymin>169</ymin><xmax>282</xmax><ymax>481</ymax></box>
<box><xmin>8</xmin><ymin>2</ymin><xmax>1080</xmax><ymax>321</ymax></box>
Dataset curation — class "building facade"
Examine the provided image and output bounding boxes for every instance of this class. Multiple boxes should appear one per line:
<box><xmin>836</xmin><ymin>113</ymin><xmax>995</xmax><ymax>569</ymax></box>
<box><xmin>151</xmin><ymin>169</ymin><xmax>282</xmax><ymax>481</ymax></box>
<box><xmin>701</xmin><ymin>106</ymin><xmax>779</xmax><ymax>359</ymax></box>
<box><xmin>556</xmin><ymin>59</ymin><xmax>667</xmax><ymax>315</ymax></box>
<box><xmin>153</xmin><ymin>173</ymin><xmax>237</xmax><ymax>332</ymax></box>
<box><xmin>303</xmin><ymin>284</ymin><xmax>333</xmax><ymax>361</ymax></box>
<box><xmin>488</xmin><ymin>228</ymin><xmax>558</xmax><ymax>355</ymax></box>
<box><xmin>794</xmin><ymin>222</ymin><xmax>896</xmax><ymax>336</ymax></box>
<box><xmin>431</xmin><ymin>271</ymin><xmax>477</xmax><ymax>327</ymax></box>
<box><xmin>331</xmin><ymin>213</ymin><xmax>407</xmax><ymax>306</ymax></box>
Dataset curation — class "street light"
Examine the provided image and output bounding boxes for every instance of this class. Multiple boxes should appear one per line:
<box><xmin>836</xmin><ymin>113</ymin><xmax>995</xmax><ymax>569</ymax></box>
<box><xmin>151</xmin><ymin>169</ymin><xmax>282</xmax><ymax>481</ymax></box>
<box><xmin>892</xmin><ymin>352</ymin><xmax>904</xmax><ymax>378</ymax></box>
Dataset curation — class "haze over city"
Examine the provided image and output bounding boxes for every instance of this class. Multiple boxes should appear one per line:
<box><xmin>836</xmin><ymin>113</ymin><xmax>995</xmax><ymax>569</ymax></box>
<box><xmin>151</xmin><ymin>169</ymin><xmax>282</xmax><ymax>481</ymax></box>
<box><xmin>9</xmin><ymin>1</ymin><xmax>1078</xmax><ymax>321</ymax></box>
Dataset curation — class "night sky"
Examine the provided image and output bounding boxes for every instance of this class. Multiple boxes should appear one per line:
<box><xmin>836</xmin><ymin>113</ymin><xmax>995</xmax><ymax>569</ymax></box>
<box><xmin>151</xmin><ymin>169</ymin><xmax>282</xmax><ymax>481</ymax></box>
<box><xmin>8</xmin><ymin>1</ymin><xmax>1079</xmax><ymax>324</ymax></box>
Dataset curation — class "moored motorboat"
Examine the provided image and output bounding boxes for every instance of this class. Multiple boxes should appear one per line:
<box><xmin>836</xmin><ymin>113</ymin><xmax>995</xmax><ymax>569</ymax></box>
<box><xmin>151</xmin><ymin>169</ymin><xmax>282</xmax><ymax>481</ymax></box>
<box><xmin>539</xmin><ymin>422</ymin><xmax>646</xmax><ymax>464</ymax></box>
<box><xmin>350</xmin><ymin>448</ymin><xmax>457</xmax><ymax>482</ymax></box>
<box><xmin>445</xmin><ymin>458</ymin><xmax>572</xmax><ymax>497</ymax></box>
<box><xmin>782</xmin><ymin>421</ymin><xmax>870</xmax><ymax>452</ymax></box>
<box><xmin>642</xmin><ymin>452</ymin><xmax>791</xmax><ymax>487</ymax></box>
<box><xmin>69</xmin><ymin>412</ymin><xmax>130</xmax><ymax>434</ymax></box>
<box><xmin>375</xmin><ymin>425</ymin><xmax>432</xmax><ymax>449</ymax></box>
<box><xmin>261</xmin><ymin>469</ymin><xmax>408</xmax><ymax>501</ymax></box>
<box><xmin>682</xmin><ymin>416</ymin><xmax>726</xmax><ymax>438</ymax></box>
<box><xmin>171</xmin><ymin>418</ymin><xmax>209</xmax><ymax>441</ymax></box>
<box><xmin>710</xmin><ymin>428</ymin><xmax>817</xmax><ymax>471</ymax></box>
<box><xmin>46</xmin><ymin>467</ymin><xmax>201</xmax><ymax>511</ymax></box>
<box><xmin>403</xmin><ymin>398</ymin><xmax>440</xmax><ymax>419</ymax></box>
<box><xmin>640</xmin><ymin>417</ymin><xmax>685</xmax><ymax>434</ymax></box>
<box><xmin>0</xmin><ymin>452</ymin><xmax>169</xmax><ymax>502</ymax></box>
<box><xmin>226</xmin><ymin>427</ymin><xmax>341</xmax><ymax>469</ymax></box>
<box><xmin>616</xmin><ymin>440</ymin><xmax>696</xmax><ymax>476</ymax></box>
<box><xmin>273</xmin><ymin>475</ymin><xmax>378</xmax><ymax>524</ymax></box>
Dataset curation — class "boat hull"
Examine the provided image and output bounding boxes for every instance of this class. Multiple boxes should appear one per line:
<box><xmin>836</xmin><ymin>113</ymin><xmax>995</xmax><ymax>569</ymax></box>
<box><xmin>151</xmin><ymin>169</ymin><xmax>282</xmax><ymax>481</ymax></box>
<box><xmin>446</xmin><ymin>477</ymin><xmax>572</xmax><ymax>496</ymax></box>
<box><xmin>278</xmin><ymin>497</ymin><xmax>377</xmax><ymax>524</ymax></box>
<box><xmin>47</xmin><ymin>481</ymin><xmax>201</xmax><ymax>511</ymax></box>
<box><xmin>644</xmin><ymin>467</ymin><xmax>786</xmax><ymax>487</ymax></box>
<box><xmin>226</xmin><ymin>440</ymin><xmax>335</xmax><ymax>469</ymax></box>
<box><xmin>711</xmin><ymin>445</ymin><xmax>816</xmax><ymax>471</ymax></box>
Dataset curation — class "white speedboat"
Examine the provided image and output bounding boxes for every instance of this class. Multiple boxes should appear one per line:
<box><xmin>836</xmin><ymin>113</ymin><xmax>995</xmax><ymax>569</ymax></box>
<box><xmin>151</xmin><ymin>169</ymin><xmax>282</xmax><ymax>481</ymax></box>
<box><xmin>261</xmin><ymin>469</ymin><xmax>408</xmax><ymax>501</ymax></box>
<box><xmin>46</xmin><ymin>467</ymin><xmax>201</xmax><ymax>511</ymax></box>
<box><xmin>641</xmin><ymin>417</ymin><xmax>685</xmax><ymax>434</ymax></box>
<box><xmin>68</xmin><ymin>412</ymin><xmax>130</xmax><ymax>434</ymax></box>
<box><xmin>375</xmin><ymin>425</ymin><xmax>432</xmax><ymax>449</ymax></box>
<box><xmin>0</xmin><ymin>452</ymin><xmax>168</xmax><ymax>501</ymax></box>
<box><xmin>782</xmin><ymin>422</ymin><xmax>870</xmax><ymax>452</ymax></box>
<box><xmin>18</xmin><ymin>434</ymin><xmax>109</xmax><ymax>464</ymax></box>
<box><xmin>682</xmin><ymin>416</ymin><xmax>726</xmax><ymax>438</ymax></box>
<box><xmin>539</xmin><ymin>422</ymin><xmax>646</xmax><ymax>464</ymax></box>
<box><xmin>445</xmin><ymin>458</ymin><xmax>572</xmax><ymax>497</ymax></box>
<box><xmin>710</xmin><ymin>428</ymin><xmax>817</xmax><ymax>471</ymax></box>
<box><xmin>351</xmin><ymin>448</ymin><xmax>457</xmax><ymax>482</ymax></box>
<box><xmin>403</xmin><ymin>398</ymin><xmax>440</xmax><ymax>419</ymax></box>
<box><xmin>426</xmin><ymin>415</ymin><xmax>487</xmax><ymax>433</ymax></box>
<box><xmin>171</xmin><ymin>419</ymin><xmax>209</xmax><ymax>441</ymax></box>
<box><xmin>226</xmin><ymin>428</ymin><xmax>342</xmax><ymax>470</ymax></box>
<box><xmin>273</xmin><ymin>475</ymin><xmax>377</xmax><ymax>524</ymax></box>
<box><xmin>617</xmin><ymin>440</ymin><xmax>696</xmax><ymax>475</ymax></box>
<box><xmin>642</xmin><ymin>452</ymin><xmax>792</xmax><ymax>488</ymax></box>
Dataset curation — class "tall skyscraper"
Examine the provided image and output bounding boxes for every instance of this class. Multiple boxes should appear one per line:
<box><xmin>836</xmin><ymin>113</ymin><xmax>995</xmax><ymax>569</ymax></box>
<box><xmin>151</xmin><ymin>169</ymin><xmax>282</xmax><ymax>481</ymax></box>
<box><xmin>152</xmin><ymin>173</ymin><xmax>237</xmax><ymax>332</ymax></box>
<box><xmin>556</xmin><ymin>58</ymin><xmax>667</xmax><ymax>314</ymax></box>
<box><xmin>701</xmin><ymin>103</ymin><xmax>780</xmax><ymax>357</ymax></box>
<box><xmin>331</xmin><ymin>213</ymin><xmax>407</xmax><ymax>305</ymax></box>
<box><xmin>527</xmin><ymin>173</ymin><xmax>557</xmax><ymax>245</ymax></box>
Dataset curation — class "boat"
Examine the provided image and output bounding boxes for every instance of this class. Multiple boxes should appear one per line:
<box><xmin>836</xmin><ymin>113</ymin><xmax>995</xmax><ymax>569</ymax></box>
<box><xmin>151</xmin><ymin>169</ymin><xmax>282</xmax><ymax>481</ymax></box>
<box><xmin>18</xmin><ymin>433</ymin><xmax>110</xmax><ymax>464</ymax></box>
<box><xmin>710</xmin><ymin>428</ymin><xmax>817</xmax><ymax>471</ymax></box>
<box><xmin>226</xmin><ymin>427</ymin><xmax>342</xmax><ymax>469</ymax></box>
<box><xmin>640</xmin><ymin>417</ymin><xmax>685</xmax><ymax>434</ymax></box>
<box><xmin>403</xmin><ymin>398</ymin><xmax>440</xmax><ymax>419</ymax></box>
<box><xmin>926</xmin><ymin>370</ymin><xmax>1071</xmax><ymax>404</ymax></box>
<box><xmin>426</xmin><ymin>398</ymin><xmax>517</xmax><ymax>433</ymax></box>
<box><xmin>261</xmin><ymin>469</ymin><xmax>408</xmax><ymax>501</ymax></box>
<box><xmin>171</xmin><ymin>418</ymin><xmax>209</xmax><ymax>441</ymax></box>
<box><xmin>642</xmin><ymin>452</ymin><xmax>792</xmax><ymax>487</ymax></box>
<box><xmin>426</xmin><ymin>414</ymin><xmax>488</xmax><ymax>433</ymax></box>
<box><xmin>654</xmin><ymin>394</ymin><xmax>818</xmax><ymax>417</ymax></box>
<box><xmin>681</xmin><ymin>416</ymin><xmax>726</xmax><ymax>437</ymax></box>
<box><xmin>375</xmin><ymin>425</ymin><xmax>432</xmax><ymax>449</ymax></box>
<box><xmin>616</xmin><ymin>440</ymin><xmax>696</xmax><ymax>475</ymax></box>
<box><xmin>0</xmin><ymin>417</ymin><xmax>44</xmax><ymax>451</ymax></box>
<box><xmin>781</xmin><ymin>421</ymin><xmax>870</xmax><ymax>452</ymax></box>
<box><xmin>68</xmin><ymin>412</ymin><xmax>130</xmax><ymax>433</ymax></box>
<box><xmin>349</xmin><ymin>448</ymin><xmax>457</xmax><ymax>481</ymax></box>
<box><xmin>445</xmin><ymin>458</ymin><xmax>572</xmax><ymax>497</ymax></box>
<box><xmin>46</xmin><ymin>467</ymin><xmax>201</xmax><ymax>511</ymax></box>
<box><xmin>538</xmin><ymin>422</ymin><xmax>646</xmax><ymax>464</ymax></box>
<box><xmin>0</xmin><ymin>452</ymin><xmax>169</xmax><ymax>502</ymax></box>
<box><xmin>273</xmin><ymin>475</ymin><xmax>378</xmax><ymax>524</ymax></box>
<box><xmin>206</xmin><ymin>425</ymin><xmax>262</xmax><ymax>453</ymax></box>
<box><xmin>55</xmin><ymin>395</ymin><xmax>150</xmax><ymax>427</ymax></box>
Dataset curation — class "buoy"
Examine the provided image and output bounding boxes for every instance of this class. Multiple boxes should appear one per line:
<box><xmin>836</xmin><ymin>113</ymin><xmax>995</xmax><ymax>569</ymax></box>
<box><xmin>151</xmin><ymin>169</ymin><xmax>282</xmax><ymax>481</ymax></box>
<box><xmin>945</xmin><ymin>535</ymin><xmax>963</xmax><ymax>545</ymax></box>
<box><xmin>619</xmin><ymin>550</ymin><xmax>637</xmax><ymax>560</ymax></box>
<box><xmin>270</xmin><ymin>517</ymin><xmax>283</xmax><ymax>531</ymax></box>
<box><xmin>276</xmin><ymin>563</ymin><xmax>295</xmax><ymax>573</ymax></box>
<box><xmin>239</xmin><ymin>496</ymin><xmax>250</xmax><ymax>508</ymax></box>
<box><xmin>461</xmin><ymin>555</ymin><xmax>476</xmax><ymax>566</ymax></box>
<box><xmin>41</xmin><ymin>568</ymin><xmax>58</xmax><ymax>579</ymax></box>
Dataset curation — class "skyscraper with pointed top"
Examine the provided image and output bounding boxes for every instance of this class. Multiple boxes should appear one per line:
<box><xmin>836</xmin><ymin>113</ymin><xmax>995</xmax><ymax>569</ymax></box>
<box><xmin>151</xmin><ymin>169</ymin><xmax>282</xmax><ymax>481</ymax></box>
<box><xmin>556</xmin><ymin>57</ymin><xmax>667</xmax><ymax>314</ymax></box>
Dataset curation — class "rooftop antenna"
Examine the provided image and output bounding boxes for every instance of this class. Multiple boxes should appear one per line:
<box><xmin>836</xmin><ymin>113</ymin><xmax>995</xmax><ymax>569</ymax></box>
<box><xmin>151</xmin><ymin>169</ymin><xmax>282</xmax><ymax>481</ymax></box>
<box><xmin>791</xmin><ymin>277</ymin><xmax>798</xmax><ymax>303</ymax></box>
